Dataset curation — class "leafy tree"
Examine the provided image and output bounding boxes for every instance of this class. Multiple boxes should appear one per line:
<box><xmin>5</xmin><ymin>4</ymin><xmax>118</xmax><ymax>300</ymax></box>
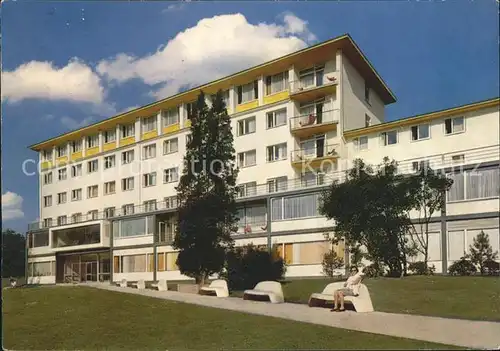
<box><xmin>2</xmin><ymin>229</ymin><xmax>26</xmax><ymax>278</ymax></box>
<box><xmin>174</xmin><ymin>90</ymin><xmax>239</xmax><ymax>286</ymax></box>
<box><xmin>406</xmin><ymin>164</ymin><xmax>453</xmax><ymax>271</ymax></box>
<box><xmin>448</xmin><ymin>254</ymin><xmax>476</xmax><ymax>276</ymax></box>
<box><xmin>469</xmin><ymin>230</ymin><xmax>498</xmax><ymax>275</ymax></box>
<box><xmin>320</xmin><ymin>158</ymin><xmax>416</xmax><ymax>277</ymax></box>
<box><xmin>322</xmin><ymin>249</ymin><xmax>344</xmax><ymax>278</ymax></box>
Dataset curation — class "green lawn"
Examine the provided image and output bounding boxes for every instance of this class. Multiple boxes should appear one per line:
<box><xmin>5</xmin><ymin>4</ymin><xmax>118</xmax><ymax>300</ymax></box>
<box><xmin>233</xmin><ymin>275</ymin><xmax>500</xmax><ymax>321</ymax></box>
<box><xmin>3</xmin><ymin>286</ymin><xmax>459</xmax><ymax>350</ymax></box>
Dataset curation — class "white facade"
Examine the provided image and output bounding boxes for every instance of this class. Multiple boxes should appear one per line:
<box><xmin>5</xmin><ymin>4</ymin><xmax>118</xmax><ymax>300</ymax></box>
<box><xmin>27</xmin><ymin>37</ymin><xmax>500</xmax><ymax>283</ymax></box>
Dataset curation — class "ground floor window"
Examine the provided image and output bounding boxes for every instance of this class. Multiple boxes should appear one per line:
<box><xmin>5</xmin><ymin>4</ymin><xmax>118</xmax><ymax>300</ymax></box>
<box><xmin>274</xmin><ymin>240</ymin><xmax>344</xmax><ymax>265</ymax></box>
<box><xmin>157</xmin><ymin>252</ymin><xmax>179</xmax><ymax>271</ymax></box>
<box><xmin>27</xmin><ymin>261</ymin><xmax>55</xmax><ymax>276</ymax></box>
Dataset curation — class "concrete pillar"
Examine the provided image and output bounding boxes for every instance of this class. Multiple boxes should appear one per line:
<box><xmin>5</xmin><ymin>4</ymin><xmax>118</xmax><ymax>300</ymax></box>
<box><xmin>82</xmin><ymin>136</ymin><xmax>86</xmax><ymax>157</ymax></box>
<box><xmin>116</xmin><ymin>124</ymin><xmax>121</xmax><ymax>147</ymax></box>
<box><xmin>134</xmin><ymin>118</ymin><xmax>141</xmax><ymax>142</ymax></box>
<box><xmin>258</xmin><ymin>76</ymin><xmax>264</xmax><ymax>106</ymax></box>
<box><xmin>157</xmin><ymin>111</ymin><xmax>162</xmax><ymax>135</ymax></box>
<box><xmin>440</xmin><ymin>192</ymin><xmax>448</xmax><ymax>274</ymax></box>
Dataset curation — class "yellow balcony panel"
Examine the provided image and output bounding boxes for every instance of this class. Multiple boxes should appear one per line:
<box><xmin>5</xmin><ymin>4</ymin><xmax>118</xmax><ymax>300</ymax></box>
<box><xmin>103</xmin><ymin>142</ymin><xmax>116</xmax><ymax>152</ymax></box>
<box><xmin>86</xmin><ymin>146</ymin><xmax>100</xmax><ymax>157</ymax></box>
<box><xmin>56</xmin><ymin>156</ymin><xmax>68</xmax><ymax>166</ymax></box>
<box><xmin>184</xmin><ymin>119</ymin><xmax>192</xmax><ymax>128</ymax></box>
<box><xmin>263</xmin><ymin>90</ymin><xmax>289</xmax><ymax>105</ymax></box>
<box><xmin>70</xmin><ymin>151</ymin><xmax>83</xmax><ymax>161</ymax></box>
<box><xmin>291</xmin><ymin>144</ymin><xmax>340</xmax><ymax>170</ymax></box>
<box><xmin>290</xmin><ymin>109</ymin><xmax>339</xmax><ymax>138</ymax></box>
<box><xmin>41</xmin><ymin>161</ymin><xmax>53</xmax><ymax>170</ymax></box>
<box><xmin>119</xmin><ymin>136</ymin><xmax>135</xmax><ymax>147</ymax></box>
<box><xmin>235</xmin><ymin>100</ymin><xmax>259</xmax><ymax>113</ymax></box>
<box><xmin>163</xmin><ymin>123</ymin><xmax>180</xmax><ymax>135</ymax></box>
<box><xmin>290</xmin><ymin>83</ymin><xmax>337</xmax><ymax>103</ymax></box>
<box><xmin>142</xmin><ymin>130</ymin><xmax>158</xmax><ymax>141</ymax></box>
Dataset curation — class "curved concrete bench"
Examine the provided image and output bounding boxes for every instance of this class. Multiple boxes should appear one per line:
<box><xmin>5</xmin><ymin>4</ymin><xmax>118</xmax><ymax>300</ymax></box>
<box><xmin>151</xmin><ymin>279</ymin><xmax>168</xmax><ymax>291</ymax></box>
<box><xmin>308</xmin><ymin>281</ymin><xmax>374</xmax><ymax>312</ymax></box>
<box><xmin>131</xmin><ymin>279</ymin><xmax>146</xmax><ymax>290</ymax></box>
<box><xmin>243</xmin><ymin>281</ymin><xmax>284</xmax><ymax>304</ymax></box>
<box><xmin>200</xmin><ymin>279</ymin><xmax>229</xmax><ymax>297</ymax></box>
<box><xmin>117</xmin><ymin>279</ymin><xmax>128</xmax><ymax>288</ymax></box>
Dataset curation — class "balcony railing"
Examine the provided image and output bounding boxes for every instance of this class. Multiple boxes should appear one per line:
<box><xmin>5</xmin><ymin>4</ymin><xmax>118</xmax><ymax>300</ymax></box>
<box><xmin>28</xmin><ymin>144</ymin><xmax>500</xmax><ymax>232</ymax></box>
<box><xmin>291</xmin><ymin>144</ymin><xmax>340</xmax><ymax>163</ymax></box>
<box><xmin>235</xmin><ymin>221</ymin><xmax>268</xmax><ymax>235</ymax></box>
<box><xmin>288</xmin><ymin>74</ymin><xmax>338</xmax><ymax>95</ymax></box>
<box><xmin>289</xmin><ymin>109</ymin><xmax>339</xmax><ymax>131</ymax></box>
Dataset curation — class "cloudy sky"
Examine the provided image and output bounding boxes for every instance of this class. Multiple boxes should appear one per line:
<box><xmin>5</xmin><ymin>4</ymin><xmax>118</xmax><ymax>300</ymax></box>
<box><xmin>1</xmin><ymin>1</ymin><xmax>499</xmax><ymax>233</ymax></box>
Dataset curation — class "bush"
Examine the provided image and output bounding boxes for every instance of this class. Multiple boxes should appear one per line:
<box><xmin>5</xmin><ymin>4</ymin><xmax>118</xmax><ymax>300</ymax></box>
<box><xmin>469</xmin><ymin>230</ymin><xmax>498</xmax><ymax>275</ymax></box>
<box><xmin>322</xmin><ymin>249</ymin><xmax>344</xmax><ymax>277</ymax></box>
<box><xmin>448</xmin><ymin>256</ymin><xmax>477</xmax><ymax>276</ymax></box>
<box><xmin>408</xmin><ymin>261</ymin><xmax>436</xmax><ymax>275</ymax></box>
<box><xmin>221</xmin><ymin>244</ymin><xmax>286</xmax><ymax>291</ymax></box>
<box><xmin>484</xmin><ymin>260</ymin><xmax>500</xmax><ymax>276</ymax></box>
<box><xmin>363</xmin><ymin>262</ymin><xmax>385</xmax><ymax>278</ymax></box>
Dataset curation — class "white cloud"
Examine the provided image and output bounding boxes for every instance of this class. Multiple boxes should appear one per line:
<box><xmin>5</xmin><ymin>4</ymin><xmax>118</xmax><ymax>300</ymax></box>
<box><xmin>59</xmin><ymin>116</ymin><xmax>95</xmax><ymax>129</ymax></box>
<box><xmin>97</xmin><ymin>13</ymin><xmax>316</xmax><ymax>98</ymax></box>
<box><xmin>2</xmin><ymin>58</ymin><xmax>104</xmax><ymax>104</ymax></box>
<box><xmin>162</xmin><ymin>3</ymin><xmax>185</xmax><ymax>13</ymax></box>
<box><xmin>2</xmin><ymin>192</ymin><xmax>24</xmax><ymax>221</ymax></box>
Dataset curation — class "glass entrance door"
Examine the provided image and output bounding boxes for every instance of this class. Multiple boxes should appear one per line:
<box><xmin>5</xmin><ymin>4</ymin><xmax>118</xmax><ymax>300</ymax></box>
<box><xmin>85</xmin><ymin>261</ymin><xmax>98</xmax><ymax>282</ymax></box>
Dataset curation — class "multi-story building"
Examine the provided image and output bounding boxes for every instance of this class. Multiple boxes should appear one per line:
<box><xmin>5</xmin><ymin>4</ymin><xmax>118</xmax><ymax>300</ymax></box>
<box><xmin>25</xmin><ymin>34</ymin><xmax>499</xmax><ymax>284</ymax></box>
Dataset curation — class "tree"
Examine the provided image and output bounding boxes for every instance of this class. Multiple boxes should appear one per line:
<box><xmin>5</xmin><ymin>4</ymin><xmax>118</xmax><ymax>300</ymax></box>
<box><xmin>469</xmin><ymin>230</ymin><xmax>498</xmax><ymax>275</ymax></box>
<box><xmin>322</xmin><ymin>249</ymin><xmax>344</xmax><ymax>278</ymax></box>
<box><xmin>406</xmin><ymin>164</ymin><xmax>453</xmax><ymax>271</ymax></box>
<box><xmin>2</xmin><ymin>229</ymin><xmax>26</xmax><ymax>278</ymax></box>
<box><xmin>319</xmin><ymin>158</ymin><xmax>416</xmax><ymax>277</ymax></box>
<box><xmin>174</xmin><ymin>90</ymin><xmax>239</xmax><ymax>287</ymax></box>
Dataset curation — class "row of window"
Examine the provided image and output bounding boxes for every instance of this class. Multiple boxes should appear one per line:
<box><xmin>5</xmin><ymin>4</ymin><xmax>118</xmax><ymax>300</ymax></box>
<box><xmin>113</xmin><ymin>253</ymin><xmax>180</xmax><ymax>273</ymax></box>
<box><xmin>354</xmin><ymin>116</ymin><xmax>465</xmax><ymax>150</ymax></box>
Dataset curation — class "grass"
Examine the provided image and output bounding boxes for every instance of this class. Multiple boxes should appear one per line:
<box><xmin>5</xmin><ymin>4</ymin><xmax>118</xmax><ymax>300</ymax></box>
<box><xmin>232</xmin><ymin>275</ymin><xmax>500</xmax><ymax>321</ymax></box>
<box><xmin>3</xmin><ymin>286</ymin><xmax>460</xmax><ymax>350</ymax></box>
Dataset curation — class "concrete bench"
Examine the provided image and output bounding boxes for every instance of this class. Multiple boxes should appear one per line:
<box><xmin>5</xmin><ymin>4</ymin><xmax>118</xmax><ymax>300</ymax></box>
<box><xmin>243</xmin><ymin>281</ymin><xmax>284</xmax><ymax>304</ymax></box>
<box><xmin>131</xmin><ymin>279</ymin><xmax>145</xmax><ymax>290</ymax></box>
<box><xmin>308</xmin><ymin>282</ymin><xmax>374</xmax><ymax>312</ymax></box>
<box><xmin>116</xmin><ymin>279</ymin><xmax>128</xmax><ymax>288</ymax></box>
<box><xmin>200</xmin><ymin>279</ymin><xmax>229</xmax><ymax>297</ymax></box>
<box><xmin>151</xmin><ymin>279</ymin><xmax>168</xmax><ymax>291</ymax></box>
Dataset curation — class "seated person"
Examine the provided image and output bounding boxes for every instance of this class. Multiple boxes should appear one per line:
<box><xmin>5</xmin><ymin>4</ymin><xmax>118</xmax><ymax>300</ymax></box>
<box><xmin>331</xmin><ymin>266</ymin><xmax>365</xmax><ymax>312</ymax></box>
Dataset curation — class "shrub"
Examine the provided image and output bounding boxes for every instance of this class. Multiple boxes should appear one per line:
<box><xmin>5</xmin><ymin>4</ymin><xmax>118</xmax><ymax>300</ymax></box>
<box><xmin>484</xmin><ymin>260</ymin><xmax>500</xmax><ymax>276</ymax></box>
<box><xmin>448</xmin><ymin>256</ymin><xmax>476</xmax><ymax>276</ymax></box>
<box><xmin>322</xmin><ymin>249</ymin><xmax>344</xmax><ymax>277</ymax></box>
<box><xmin>221</xmin><ymin>244</ymin><xmax>286</xmax><ymax>291</ymax></box>
<box><xmin>363</xmin><ymin>262</ymin><xmax>385</xmax><ymax>278</ymax></box>
<box><xmin>469</xmin><ymin>230</ymin><xmax>498</xmax><ymax>275</ymax></box>
<box><xmin>408</xmin><ymin>261</ymin><xmax>436</xmax><ymax>275</ymax></box>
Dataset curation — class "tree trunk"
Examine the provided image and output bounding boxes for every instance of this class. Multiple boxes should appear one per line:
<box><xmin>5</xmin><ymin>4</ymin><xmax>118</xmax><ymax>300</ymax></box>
<box><xmin>197</xmin><ymin>273</ymin><xmax>207</xmax><ymax>288</ymax></box>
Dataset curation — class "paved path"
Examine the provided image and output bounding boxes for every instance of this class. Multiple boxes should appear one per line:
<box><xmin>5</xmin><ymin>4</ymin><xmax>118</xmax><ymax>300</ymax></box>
<box><xmin>85</xmin><ymin>283</ymin><xmax>499</xmax><ymax>349</ymax></box>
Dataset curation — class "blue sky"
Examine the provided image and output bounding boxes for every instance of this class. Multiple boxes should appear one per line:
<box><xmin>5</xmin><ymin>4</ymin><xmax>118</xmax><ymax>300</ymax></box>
<box><xmin>1</xmin><ymin>0</ymin><xmax>499</xmax><ymax>233</ymax></box>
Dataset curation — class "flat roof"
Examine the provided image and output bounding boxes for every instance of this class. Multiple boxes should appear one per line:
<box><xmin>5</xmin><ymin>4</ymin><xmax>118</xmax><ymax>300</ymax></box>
<box><xmin>29</xmin><ymin>33</ymin><xmax>396</xmax><ymax>151</ymax></box>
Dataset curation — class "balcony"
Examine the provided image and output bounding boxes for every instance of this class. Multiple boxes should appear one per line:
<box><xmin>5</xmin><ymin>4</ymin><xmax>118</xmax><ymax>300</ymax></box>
<box><xmin>290</xmin><ymin>109</ymin><xmax>339</xmax><ymax>138</ymax></box>
<box><xmin>289</xmin><ymin>74</ymin><xmax>338</xmax><ymax>102</ymax></box>
<box><xmin>51</xmin><ymin>223</ymin><xmax>104</xmax><ymax>251</ymax></box>
<box><xmin>291</xmin><ymin>144</ymin><xmax>340</xmax><ymax>169</ymax></box>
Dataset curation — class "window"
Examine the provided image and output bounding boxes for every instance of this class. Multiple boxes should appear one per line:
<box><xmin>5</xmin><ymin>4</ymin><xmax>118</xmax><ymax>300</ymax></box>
<box><xmin>144</xmin><ymin>200</ymin><xmax>157</xmax><ymax>212</ymax></box>
<box><xmin>43</xmin><ymin>172</ymin><xmax>53</xmax><ymax>185</ymax></box>
<box><xmin>57</xmin><ymin>216</ymin><xmax>67</xmax><ymax>226</ymax></box>
<box><xmin>164</xmin><ymin>168</ymin><xmax>179</xmax><ymax>183</ymax></box>
<box><xmin>143</xmin><ymin>144</ymin><xmax>156</xmax><ymax>160</ymax></box>
<box><xmin>295</xmin><ymin>241</ymin><xmax>333</xmax><ymax>265</ymax></box>
<box><xmin>298</xmin><ymin>66</ymin><xmax>324</xmax><ymax>88</ymax></box>
<box><xmin>266</xmin><ymin>109</ymin><xmax>287</xmax><ymax>129</ymax></box>
<box><xmin>237</xmin><ymin>116</ymin><xmax>256</xmax><ymax>136</ymax></box>
<box><xmin>364</xmin><ymin>82</ymin><xmax>370</xmax><ymax>104</ymax></box>
<box><xmin>267</xmin><ymin>176</ymin><xmax>288</xmax><ymax>193</ymax></box>
<box><xmin>87</xmin><ymin>160</ymin><xmax>98</xmax><ymax>173</ymax></box>
<box><xmin>57</xmin><ymin>192</ymin><xmax>67</xmax><ymax>204</ymax></box>
<box><xmin>58</xmin><ymin>168</ymin><xmax>67</xmax><ymax>181</ymax></box>
<box><xmin>267</xmin><ymin>143</ymin><xmax>287</xmax><ymax>162</ymax></box>
<box><xmin>104</xmin><ymin>129</ymin><xmax>116</xmax><ymax>143</ymax></box>
<box><xmin>122</xmin><ymin>150</ymin><xmax>134</xmax><ymax>164</ymax></box>
<box><xmin>71</xmin><ymin>213</ymin><xmax>82</xmax><ymax>223</ymax></box>
<box><xmin>71</xmin><ymin>189</ymin><xmax>82</xmax><ymax>201</ymax></box>
<box><xmin>447</xmin><ymin>167</ymin><xmax>500</xmax><ymax>202</ymax></box>
<box><xmin>380</xmin><ymin>130</ymin><xmax>398</xmax><ymax>146</ymax></box>
<box><xmin>412</xmin><ymin>160</ymin><xmax>430</xmax><ymax>173</ymax></box>
<box><xmin>271</xmin><ymin>193</ymin><xmax>321</xmax><ymax>221</ymax></box>
<box><xmin>42</xmin><ymin>149</ymin><xmax>53</xmax><ymax>161</ymax></box>
<box><xmin>164</xmin><ymin>196</ymin><xmax>178</xmax><ymax>209</ymax></box>
<box><xmin>104</xmin><ymin>207</ymin><xmax>115</xmax><ymax>219</ymax></box>
<box><xmin>210</xmin><ymin>90</ymin><xmax>230</xmax><ymax>108</ymax></box>
<box><xmin>238</xmin><ymin>150</ymin><xmax>257</xmax><ymax>168</ymax></box>
<box><xmin>411</xmin><ymin>124</ymin><xmax>430</xmax><ymax>141</ymax></box>
<box><xmin>71</xmin><ymin>140</ymin><xmax>82</xmax><ymax>153</ymax></box>
<box><xmin>43</xmin><ymin>218</ymin><xmax>53</xmax><ymax>228</ymax></box>
<box><xmin>86</xmin><ymin>135</ymin><xmax>99</xmax><ymax>148</ymax></box>
<box><xmin>56</xmin><ymin>145</ymin><xmax>67</xmax><ymax>157</ymax></box>
<box><xmin>31</xmin><ymin>261</ymin><xmax>54</xmax><ymax>276</ymax></box>
<box><xmin>142</xmin><ymin>115</ymin><xmax>157</xmax><ymax>133</ymax></box>
<box><xmin>104</xmin><ymin>181</ymin><xmax>116</xmax><ymax>195</ymax></box>
<box><xmin>113</xmin><ymin>217</ymin><xmax>154</xmax><ymax>239</ymax></box>
<box><xmin>122</xmin><ymin>177</ymin><xmax>134</xmax><ymax>191</ymax></box>
<box><xmin>354</xmin><ymin>136</ymin><xmax>368</xmax><ymax>150</ymax></box>
<box><xmin>87</xmin><ymin>185</ymin><xmax>98</xmax><ymax>198</ymax></box>
<box><xmin>43</xmin><ymin>195</ymin><xmax>52</xmax><ymax>207</ymax></box>
<box><xmin>444</xmin><ymin>117</ymin><xmax>465</xmax><ymax>135</ymax></box>
<box><xmin>365</xmin><ymin>114</ymin><xmax>371</xmax><ymax>127</ymax></box>
<box><xmin>119</xmin><ymin>254</ymin><xmax>146</xmax><ymax>273</ymax></box>
<box><xmin>237</xmin><ymin>205</ymin><xmax>267</xmax><ymax>233</ymax></box>
<box><xmin>122</xmin><ymin>204</ymin><xmax>135</xmax><ymax>216</ymax></box>
<box><xmin>163</xmin><ymin>138</ymin><xmax>179</xmax><ymax>154</ymax></box>
<box><xmin>301</xmin><ymin>171</ymin><xmax>325</xmax><ymax>187</ymax></box>
<box><xmin>451</xmin><ymin>154</ymin><xmax>465</xmax><ymax>165</ymax></box>
<box><xmin>265</xmin><ymin>71</ymin><xmax>289</xmax><ymax>95</ymax></box>
<box><xmin>71</xmin><ymin>164</ymin><xmax>82</xmax><ymax>177</ymax></box>
<box><xmin>237</xmin><ymin>80</ymin><xmax>258</xmax><ymax>104</ymax></box>
<box><xmin>162</xmin><ymin>107</ymin><xmax>179</xmax><ymax>126</ymax></box>
<box><xmin>104</xmin><ymin>155</ymin><xmax>116</xmax><ymax>169</ymax></box>
<box><xmin>186</xmin><ymin>101</ymin><xmax>197</xmax><ymax>120</ymax></box>
<box><xmin>88</xmin><ymin>210</ymin><xmax>99</xmax><ymax>220</ymax></box>
<box><xmin>121</xmin><ymin>124</ymin><xmax>135</xmax><ymax>138</ymax></box>
<box><xmin>237</xmin><ymin>181</ymin><xmax>257</xmax><ymax>197</ymax></box>
<box><xmin>143</xmin><ymin>172</ymin><xmax>157</xmax><ymax>187</ymax></box>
